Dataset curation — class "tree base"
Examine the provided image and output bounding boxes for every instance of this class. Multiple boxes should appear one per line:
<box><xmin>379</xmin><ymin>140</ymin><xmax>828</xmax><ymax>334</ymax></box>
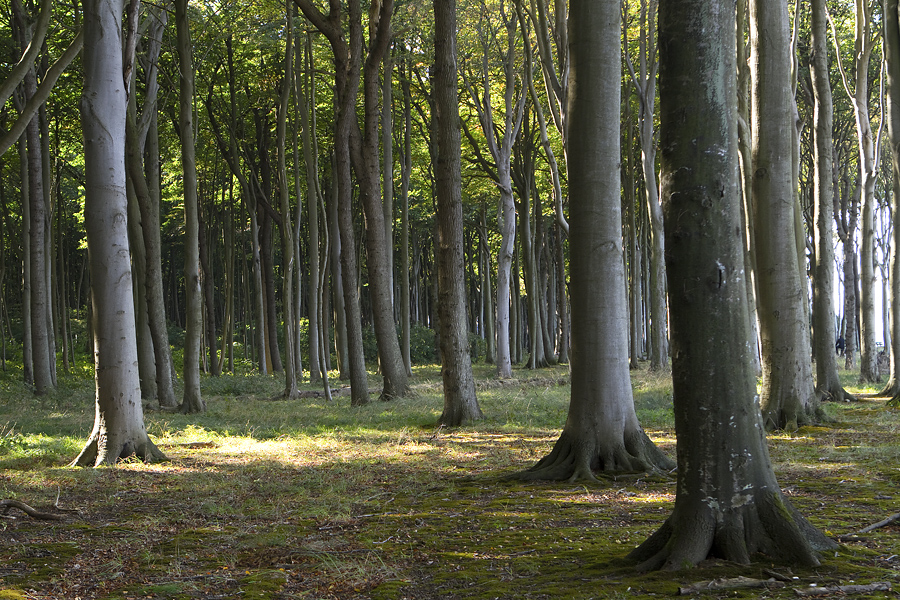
<box><xmin>629</xmin><ymin>488</ymin><xmax>836</xmax><ymax>571</ymax></box>
<box><xmin>516</xmin><ymin>427</ymin><xmax>674</xmax><ymax>482</ymax></box>
<box><xmin>71</xmin><ymin>432</ymin><xmax>166</xmax><ymax>467</ymax></box>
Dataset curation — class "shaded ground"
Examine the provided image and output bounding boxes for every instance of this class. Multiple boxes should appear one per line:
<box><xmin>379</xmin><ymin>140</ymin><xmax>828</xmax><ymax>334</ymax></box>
<box><xmin>1</xmin><ymin>367</ymin><xmax>899</xmax><ymax>599</ymax></box>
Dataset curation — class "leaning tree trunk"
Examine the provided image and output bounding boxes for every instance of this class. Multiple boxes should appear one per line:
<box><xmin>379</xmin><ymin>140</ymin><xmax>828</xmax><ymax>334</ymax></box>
<box><xmin>811</xmin><ymin>0</ymin><xmax>854</xmax><ymax>402</ymax></box>
<box><xmin>750</xmin><ymin>0</ymin><xmax>820</xmax><ymax>430</ymax></box>
<box><xmin>74</xmin><ymin>0</ymin><xmax>165</xmax><ymax>466</ymax></box>
<box><xmin>629</xmin><ymin>0</ymin><xmax>834</xmax><ymax>568</ymax></box>
<box><xmin>433</xmin><ymin>0</ymin><xmax>483</xmax><ymax>426</ymax></box>
<box><xmin>519</xmin><ymin>0</ymin><xmax>672</xmax><ymax>481</ymax></box>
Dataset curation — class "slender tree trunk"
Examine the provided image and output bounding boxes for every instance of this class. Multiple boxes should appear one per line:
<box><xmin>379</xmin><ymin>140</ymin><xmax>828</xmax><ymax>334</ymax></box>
<box><xmin>811</xmin><ymin>0</ymin><xmax>854</xmax><ymax>402</ymax></box>
<box><xmin>884</xmin><ymin>0</ymin><xmax>900</xmax><ymax>402</ymax></box>
<box><xmin>175</xmin><ymin>0</ymin><xmax>204</xmax><ymax>413</ymax></box>
<box><xmin>433</xmin><ymin>0</ymin><xmax>483</xmax><ymax>425</ymax></box>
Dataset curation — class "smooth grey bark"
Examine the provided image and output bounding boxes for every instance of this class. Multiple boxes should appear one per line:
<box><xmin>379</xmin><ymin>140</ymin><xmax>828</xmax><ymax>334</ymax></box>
<box><xmin>433</xmin><ymin>0</ymin><xmax>483</xmax><ymax>427</ymax></box>
<box><xmin>881</xmin><ymin>0</ymin><xmax>900</xmax><ymax>402</ymax></box>
<box><xmin>351</xmin><ymin>0</ymin><xmax>409</xmax><ymax>401</ymax></box>
<box><xmin>831</xmin><ymin>1</ymin><xmax>881</xmax><ymax>383</ymax></box>
<box><xmin>399</xmin><ymin>57</ymin><xmax>413</xmax><ymax>375</ymax></box>
<box><xmin>278</xmin><ymin>0</ymin><xmax>300</xmax><ymax>399</ymax></box>
<box><xmin>519</xmin><ymin>0</ymin><xmax>671</xmax><ymax>481</ymax></box>
<box><xmin>629</xmin><ymin>0</ymin><xmax>834</xmax><ymax>568</ymax></box>
<box><xmin>125</xmin><ymin>4</ymin><xmax>177</xmax><ymax>408</ymax></box>
<box><xmin>624</xmin><ymin>0</ymin><xmax>667</xmax><ymax>371</ymax></box>
<box><xmin>811</xmin><ymin>0</ymin><xmax>855</xmax><ymax>403</ymax></box>
<box><xmin>462</xmin><ymin>4</ymin><xmax>525</xmax><ymax>379</ymax></box>
<box><xmin>74</xmin><ymin>0</ymin><xmax>164</xmax><ymax>466</ymax></box>
<box><xmin>294</xmin><ymin>0</ymin><xmax>370</xmax><ymax>405</ymax></box>
<box><xmin>174</xmin><ymin>0</ymin><xmax>204</xmax><ymax>413</ymax></box>
<box><xmin>750</xmin><ymin>0</ymin><xmax>819</xmax><ymax>430</ymax></box>
<box><xmin>297</xmin><ymin>33</ymin><xmax>322</xmax><ymax>383</ymax></box>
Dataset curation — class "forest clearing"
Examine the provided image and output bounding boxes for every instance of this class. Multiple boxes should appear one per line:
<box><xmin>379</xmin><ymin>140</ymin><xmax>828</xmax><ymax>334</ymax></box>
<box><xmin>1</xmin><ymin>364</ymin><xmax>899</xmax><ymax>600</ymax></box>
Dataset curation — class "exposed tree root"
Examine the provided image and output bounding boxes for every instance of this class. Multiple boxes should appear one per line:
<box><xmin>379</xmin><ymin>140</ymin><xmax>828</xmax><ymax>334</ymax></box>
<box><xmin>629</xmin><ymin>488</ymin><xmax>836</xmax><ymax>571</ymax></box>
<box><xmin>1</xmin><ymin>499</ymin><xmax>66</xmax><ymax>520</ymax></box>
<box><xmin>872</xmin><ymin>377</ymin><xmax>900</xmax><ymax>399</ymax></box>
<box><xmin>815</xmin><ymin>384</ymin><xmax>856</xmax><ymax>403</ymax></box>
<box><xmin>515</xmin><ymin>427</ymin><xmax>674</xmax><ymax>482</ymax></box>
<box><xmin>71</xmin><ymin>434</ymin><xmax>166</xmax><ymax>467</ymax></box>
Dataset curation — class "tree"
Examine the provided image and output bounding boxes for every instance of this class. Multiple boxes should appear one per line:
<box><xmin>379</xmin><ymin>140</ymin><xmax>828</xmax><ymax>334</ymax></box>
<box><xmin>624</xmin><ymin>0</ymin><xmax>668</xmax><ymax>371</ymax></box>
<box><xmin>812</xmin><ymin>0</ymin><xmax>855</xmax><ymax>403</ymax></box>
<box><xmin>831</xmin><ymin>0</ymin><xmax>882</xmax><ymax>384</ymax></box>
<box><xmin>881</xmin><ymin>0</ymin><xmax>900</xmax><ymax>404</ymax></box>
<box><xmin>175</xmin><ymin>0</ymin><xmax>205</xmax><ymax>413</ymax></box>
<box><xmin>73</xmin><ymin>0</ymin><xmax>165</xmax><ymax>466</ymax></box>
<box><xmin>518</xmin><ymin>0</ymin><xmax>671</xmax><ymax>481</ymax></box>
<box><xmin>294</xmin><ymin>0</ymin><xmax>370</xmax><ymax>406</ymax></box>
<box><xmin>750</xmin><ymin>0</ymin><xmax>820</xmax><ymax>430</ymax></box>
<box><xmin>629</xmin><ymin>0</ymin><xmax>835</xmax><ymax>567</ymax></box>
<box><xmin>433</xmin><ymin>0</ymin><xmax>483</xmax><ymax>427</ymax></box>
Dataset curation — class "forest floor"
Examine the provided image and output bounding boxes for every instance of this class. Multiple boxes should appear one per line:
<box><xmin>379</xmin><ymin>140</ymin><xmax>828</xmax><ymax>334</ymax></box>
<box><xmin>1</xmin><ymin>363</ymin><xmax>899</xmax><ymax>599</ymax></box>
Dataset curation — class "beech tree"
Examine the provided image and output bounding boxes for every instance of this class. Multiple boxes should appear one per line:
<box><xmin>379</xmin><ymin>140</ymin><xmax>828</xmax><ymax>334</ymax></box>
<box><xmin>519</xmin><ymin>0</ymin><xmax>671</xmax><ymax>480</ymax></box>
<box><xmin>882</xmin><ymin>0</ymin><xmax>900</xmax><ymax>403</ymax></box>
<box><xmin>629</xmin><ymin>0</ymin><xmax>834</xmax><ymax>567</ymax></box>
<box><xmin>812</xmin><ymin>0</ymin><xmax>855</xmax><ymax>402</ymax></box>
<box><xmin>73</xmin><ymin>0</ymin><xmax>164</xmax><ymax>466</ymax></box>
<box><xmin>750</xmin><ymin>0</ymin><xmax>819</xmax><ymax>430</ymax></box>
<box><xmin>433</xmin><ymin>0</ymin><xmax>483</xmax><ymax>426</ymax></box>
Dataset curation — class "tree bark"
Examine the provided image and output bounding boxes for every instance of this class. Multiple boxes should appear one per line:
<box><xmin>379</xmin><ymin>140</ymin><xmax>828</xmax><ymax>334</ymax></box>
<box><xmin>351</xmin><ymin>0</ymin><xmax>409</xmax><ymax>400</ymax></box>
<box><xmin>750</xmin><ymin>0</ymin><xmax>820</xmax><ymax>430</ymax></box>
<box><xmin>881</xmin><ymin>0</ymin><xmax>900</xmax><ymax>402</ymax></box>
<box><xmin>630</xmin><ymin>0</ymin><xmax>834</xmax><ymax>567</ymax></box>
<box><xmin>175</xmin><ymin>0</ymin><xmax>204</xmax><ymax>413</ymax></box>
<box><xmin>811</xmin><ymin>0</ymin><xmax>854</xmax><ymax>402</ymax></box>
<box><xmin>74</xmin><ymin>0</ymin><xmax>164</xmax><ymax>466</ymax></box>
<box><xmin>519</xmin><ymin>0</ymin><xmax>671</xmax><ymax>481</ymax></box>
<box><xmin>433</xmin><ymin>0</ymin><xmax>483</xmax><ymax>426</ymax></box>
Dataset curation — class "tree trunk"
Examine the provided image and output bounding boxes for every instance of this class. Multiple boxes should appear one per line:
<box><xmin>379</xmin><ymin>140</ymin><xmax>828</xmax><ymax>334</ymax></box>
<box><xmin>175</xmin><ymin>0</ymin><xmax>204</xmax><ymax>413</ymax></box>
<box><xmin>750</xmin><ymin>0</ymin><xmax>820</xmax><ymax>430</ymax></box>
<box><xmin>881</xmin><ymin>0</ymin><xmax>900</xmax><ymax>402</ymax></box>
<box><xmin>433</xmin><ymin>0</ymin><xmax>483</xmax><ymax>426</ymax></box>
<box><xmin>519</xmin><ymin>0</ymin><xmax>671</xmax><ymax>481</ymax></box>
<box><xmin>352</xmin><ymin>0</ymin><xmax>409</xmax><ymax>400</ymax></box>
<box><xmin>278</xmin><ymin>0</ymin><xmax>299</xmax><ymax>398</ymax></box>
<box><xmin>74</xmin><ymin>0</ymin><xmax>165</xmax><ymax>466</ymax></box>
<box><xmin>630</xmin><ymin>0</ymin><xmax>834</xmax><ymax>567</ymax></box>
<box><xmin>811</xmin><ymin>0</ymin><xmax>854</xmax><ymax>402</ymax></box>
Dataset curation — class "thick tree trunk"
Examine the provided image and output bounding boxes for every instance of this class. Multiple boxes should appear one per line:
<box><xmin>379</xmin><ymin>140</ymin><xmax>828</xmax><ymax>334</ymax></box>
<box><xmin>811</xmin><ymin>0</ymin><xmax>854</xmax><ymax>402</ymax></box>
<box><xmin>630</xmin><ymin>0</ymin><xmax>834</xmax><ymax>567</ymax></box>
<box><xmin>750</xmin><ymin>0</ymin><xmax>820</xmax><ymax>430</ymax></box>
<box><xmin>519</xmin><ymin>0</ymin><xmax>671</xmax><ymax>481</ymax></box>
<box><xmin>75</xmin><ymin>0</ymin><xmax>164</xmax><ymax>466</ymax></box>
<box><xmin>433</xmin><ymin>0</ymin><xmax>483</xmax><ymax>426</ymax></box>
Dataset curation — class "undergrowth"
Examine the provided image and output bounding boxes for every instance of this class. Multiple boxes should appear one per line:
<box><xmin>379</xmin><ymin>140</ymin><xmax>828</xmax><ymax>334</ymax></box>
<box><xmin>0</xmin><ymin>363</ymin><xmax>898</xmax><ymax>599</ymax></box>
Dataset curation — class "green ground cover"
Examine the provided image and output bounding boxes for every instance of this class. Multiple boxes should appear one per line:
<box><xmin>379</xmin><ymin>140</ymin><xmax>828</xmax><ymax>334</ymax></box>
<box><xmin>1</xmin><ymin>364</ymin><xmax>898</xmax><ymax>599</ymax></box>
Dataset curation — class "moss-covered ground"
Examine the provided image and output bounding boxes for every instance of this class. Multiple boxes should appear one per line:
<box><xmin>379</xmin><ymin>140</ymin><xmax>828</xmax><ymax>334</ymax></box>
<box><xmin>1</xmin><ymin>364</ymin><xmax>898</xmax><ymax>599</ymax></box>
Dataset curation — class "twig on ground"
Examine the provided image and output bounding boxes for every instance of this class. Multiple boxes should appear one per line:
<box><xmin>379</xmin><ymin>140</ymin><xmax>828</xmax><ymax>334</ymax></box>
<box><xmin>856</xmin><ymin>513</ymin><xmax>900</xmax><ymax>534</ymax></box>
<box><xmin>1</xmin><ymin>499</ymin><xmax>66</xmax><ymax>520</ymax></box>
<box><xmin>678</xmin><ymin>576</ymin><xmax>785</xmax><ymax>595</ymax></box>
<box><xmin>793</xmin><ymin>582</ymin><xmax>891</xmax><ymax>597</ymax></box>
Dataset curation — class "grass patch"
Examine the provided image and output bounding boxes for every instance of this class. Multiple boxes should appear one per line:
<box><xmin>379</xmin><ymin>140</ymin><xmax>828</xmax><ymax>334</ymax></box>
<box><xmin>1</xmin><ymin>364</ymin><xmax>899</xmax><ymax>598</ymax></box>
